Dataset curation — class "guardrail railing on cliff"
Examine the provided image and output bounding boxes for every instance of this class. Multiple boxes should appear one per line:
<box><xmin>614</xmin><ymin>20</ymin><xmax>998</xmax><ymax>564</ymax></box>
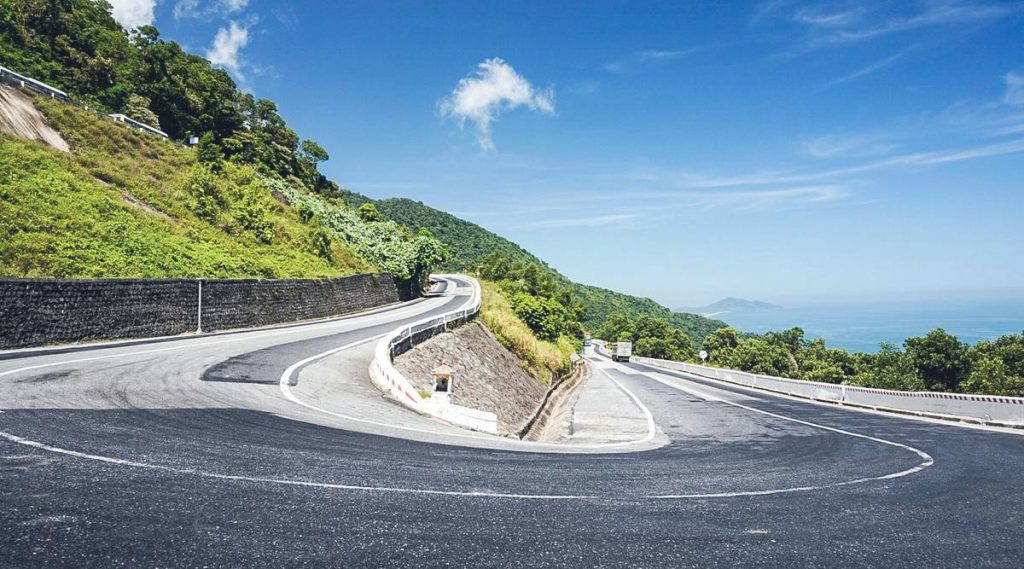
<box><xmin>629</xmin><ymin>355</ymin><xmax>1024</xmax><ymax>427</ymax></box>
<box><xmin>368</xmin><ymin>274</ymin><xmax>498</xmax><ymax>434</ymax></box>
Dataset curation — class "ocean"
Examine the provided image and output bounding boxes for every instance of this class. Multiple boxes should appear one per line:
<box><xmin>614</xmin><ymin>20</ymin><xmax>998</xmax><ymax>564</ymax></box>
<box><xmin>711</xmin><ymin>297</ymin><xmax>1024</xmax><ymax>353</ymax></box>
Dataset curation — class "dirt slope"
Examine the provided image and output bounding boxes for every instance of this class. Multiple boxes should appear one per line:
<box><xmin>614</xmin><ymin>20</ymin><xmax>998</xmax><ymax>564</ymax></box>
<box><xmin>0</xmin><ymin>86</ymin><xmax>69</xmax><ymax>152</ymax></box>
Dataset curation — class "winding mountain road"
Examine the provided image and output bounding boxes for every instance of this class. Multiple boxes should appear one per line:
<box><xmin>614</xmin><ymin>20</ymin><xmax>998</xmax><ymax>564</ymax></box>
<box><xmin>2</xmin><ymin>277</ymin><xmax>1023</xmax><ymax>567</ymax></box>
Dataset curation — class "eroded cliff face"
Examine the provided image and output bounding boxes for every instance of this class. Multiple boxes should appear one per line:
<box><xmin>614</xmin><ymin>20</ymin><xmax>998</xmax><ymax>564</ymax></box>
<box><xmin>0</xmin><ymin>86</ymin><xmax>69</xmax><ymax>152</ymax></box>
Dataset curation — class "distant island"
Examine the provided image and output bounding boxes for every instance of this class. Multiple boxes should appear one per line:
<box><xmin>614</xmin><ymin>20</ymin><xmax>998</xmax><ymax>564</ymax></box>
<box><xmin>676</xmin><ymin>297</ymin><xmax>782</xmax><ymax>318</ymax></box>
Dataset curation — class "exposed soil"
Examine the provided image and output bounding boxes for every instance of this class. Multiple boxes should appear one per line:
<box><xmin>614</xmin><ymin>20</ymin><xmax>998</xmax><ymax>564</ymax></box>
<box><xmin>0</xmin><ymin>85</ymin><xmax>69</xmax><ymax>152</ymax></box>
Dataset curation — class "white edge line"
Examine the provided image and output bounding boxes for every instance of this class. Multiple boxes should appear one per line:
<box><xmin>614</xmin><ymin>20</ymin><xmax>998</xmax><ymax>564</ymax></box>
<box><xmin>0</xmin><ymin>296</ymin><xmax>454</xmax><ymax>380</ymax></box>
<box><xmin>633</xmin><ymin>368</ymin><xmax>934</xmax><ymax>499</ymax></box>
<box><xmin>277</xmin><ymin>285</ymin><xmax>661</xmax><ymax>451</ymax></box>
<box><xmin>644</xmin><ymin>360</ymin><xmax>1024</xmax><ymax>437</ymax></box>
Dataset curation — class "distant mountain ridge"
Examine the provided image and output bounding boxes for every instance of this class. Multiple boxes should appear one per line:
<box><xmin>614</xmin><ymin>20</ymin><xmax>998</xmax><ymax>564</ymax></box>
<box><xmin>677</xmin><ymin>297</ymin><xmax>781</xmax><ymax>317</ymax></box>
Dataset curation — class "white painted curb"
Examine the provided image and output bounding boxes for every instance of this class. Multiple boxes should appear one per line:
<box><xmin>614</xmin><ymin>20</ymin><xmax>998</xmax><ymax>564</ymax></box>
<box><xmin>368</xmin><ymin>274</ymin><xmax>498</xmax><ymax>435</ymax></box>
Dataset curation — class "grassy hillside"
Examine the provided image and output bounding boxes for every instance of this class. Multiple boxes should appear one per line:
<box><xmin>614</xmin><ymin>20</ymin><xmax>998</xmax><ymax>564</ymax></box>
<box><xmin>0</xmin><ymin>95</ymin><xmax>454</xmax><ymax>282</ymax></box>
<box><xmin>373</xmin><ymin>197</ymin><xmax>726</xmax><ymax>341</ymax></box>
<box><xmin>1</xmin><ymin>98</ymin><xmax>372</xmax><ymax>278</ymax></box>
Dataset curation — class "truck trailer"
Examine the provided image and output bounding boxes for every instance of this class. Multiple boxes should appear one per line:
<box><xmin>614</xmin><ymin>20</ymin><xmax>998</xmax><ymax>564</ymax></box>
<box><xmin>612</xmin><ymin>341</ymin><xmax>632</xmax><ymax>362</ymax></box>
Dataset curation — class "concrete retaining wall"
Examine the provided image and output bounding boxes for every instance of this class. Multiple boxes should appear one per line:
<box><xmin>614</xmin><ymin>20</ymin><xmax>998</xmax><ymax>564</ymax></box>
<box><xmin>0</xmin><ymin>273</ymin><xmax>408</xmax><ymax>349</ymax></box>
<box><xmin>369</xmin><ymin>275</ymin><xmax>498</xmax><ymax>434</ymax></box>
<box><xmin>633</xmin><ymin>356</ymin><xmax>1024</xmax><ymax>426</ymax></box>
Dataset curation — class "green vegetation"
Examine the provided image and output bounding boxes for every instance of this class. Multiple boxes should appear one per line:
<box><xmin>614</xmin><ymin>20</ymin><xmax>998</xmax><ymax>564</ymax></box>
<box><xmin>594</xmin><ymin>313</ymin><xmax>695</xmax><ymax>361</ymax></box>
<box><xmin>0</xmin><ymin>0</ymin><xmax>337</xmax><ymax>193</ymax></box>
<box><xmin>0</xmin><ymin>100</ymin><xmax>372</xmax><ymax>278</ymax></box>
<box><xmin>376</xmin><ymin>198</ymin><xmax>550</xmax><ymax>271</ymax></box>
<box><xmin>479</xmin><ymin>280</ymin><xmax>574</xmax><ymax>384</ymax></box>
<box><xmin>1</xmin><ymin>93</ymin><xmax>451</xmax><ymax>281</ymax></box>
<box><xmin>696</xmin><ymin>325</ymin><xmax>1024</xmax><ymax>397</ymax></box>
<box><xmin>272</xmin><ymin>180</ymin><xmax>449</xmax><ymax>288</ymax></box>
<box><xmin>374</xmin><ymin>198</ymin><xmax>726</xmax><ymax>343</ymax></box>
<box><xmin>0</xmin><ymin>3</ymin><xmax>450</xmax><ymax>283</ymax></box>
<box><xmin>573</xmin><ymin>283</ymin><xmax>724</xmax><ymax>341</ymax></box>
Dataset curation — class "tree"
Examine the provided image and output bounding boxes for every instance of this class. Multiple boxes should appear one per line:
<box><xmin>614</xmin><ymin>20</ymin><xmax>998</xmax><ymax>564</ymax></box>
<box><xmin>299</xmin><ymin>139</ymin><xmax>329</xmax><ymax>166</ymax></box>
<box><xmin>729</xmin><ymin>338</ymin><xmax>797</xmax><ymax>377</ymax></box>
<box><xmin>195</xmin><ymin>132</ymin><xmax>223</xmax><ymax>172</ymax></box>
<box><xmin>852</xmin><ymin>343</ymin><xmax>925</xmax><ymax>391</ymax></box>
<box><xmin>904</xmin><ymin>328</ymin><xmax>971</xmax><ymax>392</ymax></box>
<box><xmin>961</xmin><ymin>356</ymin><xmax>1024</xmax><ymax>397</ymax></box>
<box><xmin>358</xmin><ymin>202</ymin><xmax>384</xmax><ymax>222</ymax></box>
<box><xmin>703</xmin><ymin>327</ymin><xmax>741</xmax><ymax>364</ymax></box>
<box><xmin>409</xmin><ymin>232</ymin><xmax>450</xmax><ymax>291</ymax></box>
<box><xmin>123</xmin><ymin>93</ymin><xmax>161</xmax><ymax>129</ymax></box>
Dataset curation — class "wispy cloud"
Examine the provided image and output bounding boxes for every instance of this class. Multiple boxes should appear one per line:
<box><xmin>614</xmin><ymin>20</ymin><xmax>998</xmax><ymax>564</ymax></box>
<box><xmin>107</xmin><ymin>0</ymin><xmax>157</xmax><ymax>29</ymax></box>
<box><xmin>206</xmin><ymin>18</ymin><xmax>256</xmax><ymax>82</ymax></box>
<box><xmin>792</xmin><ymin>7</ymin><xmax>865</xmax><ymax>28</ymax></box>
<box><xmin>602</xmin><ymin>47</ymin><xmax>701</xmax><ymax>73</ymax></box>
<box><xmin>680</xmin><ymin>138</ymin><xmax>1024</xmax><ymax>188</ymax></box>
<box><xmin>174</xmin><ymin>0</ymin><xmax>249</xmax><ymax>20</ymax></box>
<box><xmin>439</xmin><ymin>58</ymin><xmax>555</xmax><ymax>151</ymax></box>
<box><xmin>794</xmin><ymin>1</ymin><xmax>1021</xmax><ymax>45</ymax></box>
<box><xmin>522</xmin><ymin>213</ymin><xmax>638</xmax><ymax>229</ymax></box>
<box><xmin>827</xmin><ymin>51</ymin><xmax>907</xmax><ymax>86</ymax></box>
<box><xmin>1005</xmin><ymin>71</ymin><xmax>1024</xmax><ymax>106</ymax></box>
<box><xmin>805</xmin><ymin>133</ymin><xmax>899</xmax><ymax>158</ymax></box>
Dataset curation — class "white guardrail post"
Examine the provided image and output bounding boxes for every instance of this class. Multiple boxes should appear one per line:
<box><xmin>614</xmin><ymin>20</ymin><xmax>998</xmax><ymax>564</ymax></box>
<box><xmin>367</xmin><ymin>274</ymin><xmax>498</xmax><ymax>434</ymax></box>
<box><xmin>629</xmin><ymin>355</ymin><xmax>1024</xmax><ymax>427</ymax></box>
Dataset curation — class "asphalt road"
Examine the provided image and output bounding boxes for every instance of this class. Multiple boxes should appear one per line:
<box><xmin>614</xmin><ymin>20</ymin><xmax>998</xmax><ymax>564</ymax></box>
<box><xmin>2</xmin><ymin>278</ymin><xmax>1023</xmax><ymax>568</ymax></box>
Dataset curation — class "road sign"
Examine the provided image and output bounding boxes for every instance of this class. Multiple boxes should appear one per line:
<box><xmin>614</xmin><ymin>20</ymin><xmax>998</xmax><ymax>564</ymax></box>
<box><xmin>699</xmin><ymin>350</ymin><xmax>708</xmax><ymax>362</ymax></box>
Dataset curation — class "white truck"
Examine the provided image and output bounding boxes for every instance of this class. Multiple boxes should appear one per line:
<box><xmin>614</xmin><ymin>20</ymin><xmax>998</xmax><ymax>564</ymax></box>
<box><xmin>612</xmin><ymin>341</ymin><xmax>632</xmax><ymax>362</ymax></box>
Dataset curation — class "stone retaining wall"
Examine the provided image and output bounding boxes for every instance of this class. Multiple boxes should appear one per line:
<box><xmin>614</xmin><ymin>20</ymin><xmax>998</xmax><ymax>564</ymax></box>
<box><xmin>0</xmin><ymin>273</ymin><xmax>408</xmax><ymax>349</ymax></box>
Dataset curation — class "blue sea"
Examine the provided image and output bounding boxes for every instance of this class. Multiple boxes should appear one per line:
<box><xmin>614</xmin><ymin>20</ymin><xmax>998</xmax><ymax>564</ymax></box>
<box><xmin>712</xmin><ymin>297</ymin><xmax>1024</xmax><ymax>353</ymax></box>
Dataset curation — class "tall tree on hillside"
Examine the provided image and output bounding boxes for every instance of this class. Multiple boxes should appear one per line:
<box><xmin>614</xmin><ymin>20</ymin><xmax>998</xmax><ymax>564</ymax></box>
<box><xmin>124</xmin><ymin>93</ymin><xmax>161</xmax><ymax>128</ymax></box>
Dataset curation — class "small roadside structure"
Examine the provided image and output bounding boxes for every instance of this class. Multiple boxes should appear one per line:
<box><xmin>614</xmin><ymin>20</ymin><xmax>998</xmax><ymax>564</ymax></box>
<box><xmin>433</xmin><ymin>360</ymin><xmax>453</xmax><ymax>394</ymax></box>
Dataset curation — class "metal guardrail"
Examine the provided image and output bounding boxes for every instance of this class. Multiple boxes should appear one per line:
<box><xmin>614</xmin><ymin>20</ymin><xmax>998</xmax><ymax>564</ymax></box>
<box><xmin>368</xmin><ymin>274</ymin><xmax>497</xmax><ymax>434</ymax></box>
<box><xmin>1</xmin><ymin>63</ymin><xmax>171</xmax><ymax>140</ymax></box>
<box><xmin>631</xmin><ymin>356</ymin><xmax>1024</xmax><ymax>427</ymax></box>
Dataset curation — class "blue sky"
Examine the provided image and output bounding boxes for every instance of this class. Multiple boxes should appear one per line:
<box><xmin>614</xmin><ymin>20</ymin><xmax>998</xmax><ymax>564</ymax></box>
<box><xmin>113</xmin><ymin>0</ymin><xmax>1024</xmax><ymax>307</ymax></box>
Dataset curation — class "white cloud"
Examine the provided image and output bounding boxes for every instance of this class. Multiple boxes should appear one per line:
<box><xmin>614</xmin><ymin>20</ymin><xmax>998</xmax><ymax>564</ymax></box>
<box><xmin>206</xmin><ymin>20</ymin><xmax>252</xmax><ymax>80</ymax></box>
<box><xmin>174</xmin><ymin>0</ymin><xmax>248</xmax><ymax>19</ymax></box>
<box><xmin>439</xmin><ymin>58</ymin><xmax>555</xmax><ymax>151</ymax></box>
<box><xmin>107</xmin><ymin>0</ymin><xmax>158</xmax><ymax>29</ymax></box>
<box><xmin>1005</xmin><ymin>72</ymin><xmax>1024</xmax><ymax>106</ymax></box>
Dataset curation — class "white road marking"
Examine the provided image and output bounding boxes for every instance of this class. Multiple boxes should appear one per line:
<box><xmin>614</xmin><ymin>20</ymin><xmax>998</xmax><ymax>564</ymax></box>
<box><xmin>0</xmin><ymin>297</ymin><xmax>451</xmax><ymax>381</ymax></box>
<box><xmin>634</xmin><ymin>367</ymin><xmax>934</xmax><ymax>498</ymax></box>
<box><xmin>276</xmin><ymin>331</ymin><xmax>660</xmax><ymax>450</ymax></box>
<box><xmin>0</xmin><ymin>294</ymin><xmax>937</xmax><ymax>500</ymax></box>
<box><xmin>646</xmin><ymin>362</ymin><xmax>1024</xmax><ymax>437</ymax></box>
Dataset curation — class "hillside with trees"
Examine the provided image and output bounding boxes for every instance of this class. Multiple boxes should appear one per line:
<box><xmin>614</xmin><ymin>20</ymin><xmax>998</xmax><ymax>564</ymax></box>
<box><xmin>373</xmin><ymin>198</ymin><xmax>726</xmax><ymax>343</ymax></box>
<box><xmin>0</xmin><ymin>1</ymin><xmax>449</xmax><ymax>284</ymax></box>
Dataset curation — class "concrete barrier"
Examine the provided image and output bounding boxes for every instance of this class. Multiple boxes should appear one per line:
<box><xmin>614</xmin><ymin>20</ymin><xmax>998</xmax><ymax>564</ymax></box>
<box><xmin>632</xmin><ymin>356</ymin><xmax>1024</xmax><ymax>427</ymax></box>
<box><xmin>368</xmin><ymin>275</ymin><xmax>498</xmax><ymax>435</ymax></box>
